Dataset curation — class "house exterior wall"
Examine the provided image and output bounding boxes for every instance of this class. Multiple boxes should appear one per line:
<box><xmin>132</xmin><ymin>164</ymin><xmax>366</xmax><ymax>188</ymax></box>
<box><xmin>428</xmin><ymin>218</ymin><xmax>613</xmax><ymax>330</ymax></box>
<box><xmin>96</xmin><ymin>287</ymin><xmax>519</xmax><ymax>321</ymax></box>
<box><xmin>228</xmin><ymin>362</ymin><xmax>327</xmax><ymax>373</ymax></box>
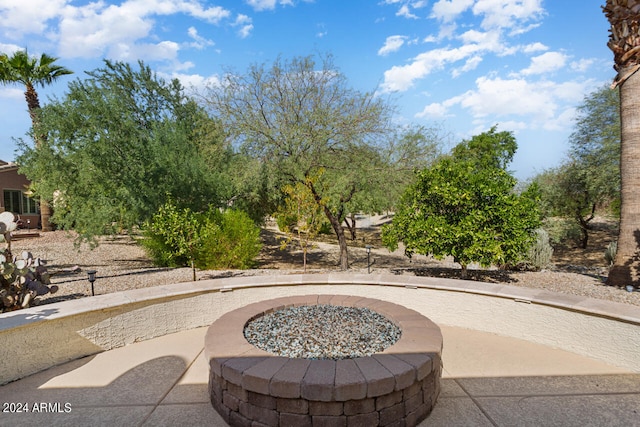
<box><xmin>0</xmin><ymin>161</ymin><xmax>40</xmax><ymax>228</ymax></box>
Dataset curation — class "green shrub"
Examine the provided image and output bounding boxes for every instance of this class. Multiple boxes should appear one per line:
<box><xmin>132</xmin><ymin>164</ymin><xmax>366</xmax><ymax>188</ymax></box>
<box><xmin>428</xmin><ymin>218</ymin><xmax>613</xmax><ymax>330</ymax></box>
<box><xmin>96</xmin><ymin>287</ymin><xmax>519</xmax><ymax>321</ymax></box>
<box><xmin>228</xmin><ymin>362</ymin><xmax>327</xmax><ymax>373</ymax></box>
<box><xmin>543</xmin><ymin>217</ymin><xmax>582</xmax><ymax>246</ymax></box>
<box><xmin>319</xmin><ymin>221</ymin><xmax>333</xmax><ymax>235</ymax></box>
<box><xmin>142</xmin><ymin>202</ymin><xmax>261</xmax><ymax>271</ymax></box>
<box><xmin>199</xmin><ymin>209</ymin><xmax>262</xmax><ymax>269</ymax></box>
<box><xmin>276</xmin><ymin>212</ymin><xmax>297</xmax><ymax>233</ymax></box>
<box><xmin>523</xmin><ymin>228</ymin><xmax>554</xmax><ymax>271</ymax></box>
<box><xmin>141</xmin><ymin>201</ymin><xmax>198</xmax><ymax>268</ymax></box>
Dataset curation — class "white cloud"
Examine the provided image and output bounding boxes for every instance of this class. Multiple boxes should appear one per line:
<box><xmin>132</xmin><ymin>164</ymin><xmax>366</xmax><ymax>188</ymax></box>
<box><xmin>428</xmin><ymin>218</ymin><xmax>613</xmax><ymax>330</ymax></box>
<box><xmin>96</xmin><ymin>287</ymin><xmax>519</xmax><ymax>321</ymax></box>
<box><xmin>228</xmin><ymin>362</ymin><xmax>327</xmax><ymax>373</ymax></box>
<box><xmin>431</xmin><ymin>0</ymin><xmax>474</xmax><ymax>22</ymax></box>
<box><xmin>382</xmin><ymin>1</ymin><xmax>552</xmax><ymax>93</ymax></box>
<box><xmin>246</xmin><ymin>0</ymin><xmax>277</xmax><ymax>11</ymax></box>
<box><xmin>0</xmin><ymin>87</ymin><xmax>24</xmax><ymax>101</ymax></box>
<box><xmin>522</xmin><ymin>42</ymin><xmax>548</xmax><ymax>53</ymax></box>
<box><xmin>381</xmin><ymin>47</ymin><xmax>466</xmax><ymax>92</ymax></box>
<box><xmin>543</xmin><ymin>107</ymin><xmax>576</xmax><ymax>132</ymax></box>
<box><xmin>126</xmin><ymin>0</ymin><xmax>230</xmax><ymax>23</ymax></box>
<box><xmin>384</xmin><ymin>0</ymin><xmax>427</xmax><ymax>19</ymax></box>
<box><xmin>58</xmin><ymin>3</ymin><xmax>154</xmax><ymax>58</ymax></box>
<box><xmin>187</xmin><ymin>27</ymin><xmax>215</xmax><ymax>49</ymax></box>
<box><xmin>459</xmin><ymin>28</ymin><xmax>500</xmax><ymax>46</ymax></box>
<box><xmin>571</xmin><ymin>58</ymin><xmax>594</xmax><ymax>73</ymax></box>
<box><xmin>519</xmin><ymin>51</ymin><xmax>567</xmax><ymax>76</ymax></box>
<box><xmin>381</xmin><ymin>27</ymin><xmax>504</xmax><ymax>92</ymax></box>
<box><xmin>416</xmin><ymin>76</ymin><xmax>593</xmax><ymax>132</ymax></box>
<box><xmin>162</xmin><ymin>72</ymin><xmax>222</xmax><ymax>93</ymax></box>
<box><xmin>0</xmin><ymin>43</ymin><xmax>23</xmax><ymax>55</ymax></box>
<box><xmin>107</xmin><ymin>40</ymin><xmax>181</xmax><ymax>63</ymax></box>
<box><xmin>432</xmin><ymin>0</ymin><xmax>544</xmax><ymax>32</ymax></box>
<box><xmin>548</xmin><ymin>80</ymin><xmax>592</xmax><ymax>104</ymax></box>
<box><xmin>452</xmin><ymin>55</ymin><xmax>482</xmax><ymax>77</ymax></box>
<box><xmin>0</xmin><ymin>0</ymin><xmax>68</xmax><ymax>38</ymax></box>
<box><xmin>417</xmin><ymin>102</ymin><xmax>453</xmax><ymax>118</ymax></box>
<box><xmin>459</xmin><ymin>77</ymin><xmax>552</xmax><ymax>118</ymax></box>
<box><xmin>473</xmin><ymin>0</ymin><xmax>545</xmax><ymax>30</ymax></box>
<box><xmin>378</xmin><ymin>35</ymin><xmax>408</xmax><ymax>56</ymax></box>
<box><xmin>245</xmin><ymin>0</ymin><xmax>298</xmax><ymax>11</ymax></box>
<box><xmin>397</xmin><ymin>5</ymin><xmax>418</xmax><ymax>19</ymax></box>
<box><xmin>0</xmin><ymin>1</ymin><xmax>233</xmax><ymax>60</ymax></box>
<box><xmin>234</xmin><ymin>14</ymin><xmax>254</xmax><ymax>38</ymax></box>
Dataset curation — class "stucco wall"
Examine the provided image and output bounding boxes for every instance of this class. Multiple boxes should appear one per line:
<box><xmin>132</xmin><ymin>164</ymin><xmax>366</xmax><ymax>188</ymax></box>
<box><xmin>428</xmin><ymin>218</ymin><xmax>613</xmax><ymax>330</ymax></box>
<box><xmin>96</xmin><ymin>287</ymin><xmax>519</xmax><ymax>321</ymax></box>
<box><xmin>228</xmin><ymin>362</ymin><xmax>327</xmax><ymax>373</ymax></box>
<box><xmin>0</xmin><ymin>164</ymin><xmax>39</xmax><ymax>225</ymax></box>
<box><xmin>1</xmin><ymin>274</ymin><xmax>639</xmax><ymax>385</ymax></box>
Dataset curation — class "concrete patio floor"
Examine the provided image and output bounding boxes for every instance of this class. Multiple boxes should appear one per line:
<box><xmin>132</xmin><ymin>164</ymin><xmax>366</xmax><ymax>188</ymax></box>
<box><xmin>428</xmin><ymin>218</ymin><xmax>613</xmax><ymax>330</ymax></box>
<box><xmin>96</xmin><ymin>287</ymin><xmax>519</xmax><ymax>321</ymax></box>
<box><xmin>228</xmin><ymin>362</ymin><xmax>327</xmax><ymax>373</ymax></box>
<box><xmin>0</xmin><ymin>325</ymin><xmax>638</xmax><ymax>427</ymax></box>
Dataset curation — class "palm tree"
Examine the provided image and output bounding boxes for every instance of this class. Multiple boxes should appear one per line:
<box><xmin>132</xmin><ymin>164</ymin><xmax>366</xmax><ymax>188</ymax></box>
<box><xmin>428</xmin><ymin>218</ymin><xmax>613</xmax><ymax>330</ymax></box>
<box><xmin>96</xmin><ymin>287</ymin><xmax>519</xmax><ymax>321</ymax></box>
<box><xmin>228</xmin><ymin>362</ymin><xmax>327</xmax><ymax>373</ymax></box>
<box><xmin>603</xmin><ymin>1</ymin><xmax>640</xmax><ymax>288</ymax></box>
<box><xmin>0</xmin><ymin>49</ymin><xmax>72</xmax><ymax>231</ymax></box>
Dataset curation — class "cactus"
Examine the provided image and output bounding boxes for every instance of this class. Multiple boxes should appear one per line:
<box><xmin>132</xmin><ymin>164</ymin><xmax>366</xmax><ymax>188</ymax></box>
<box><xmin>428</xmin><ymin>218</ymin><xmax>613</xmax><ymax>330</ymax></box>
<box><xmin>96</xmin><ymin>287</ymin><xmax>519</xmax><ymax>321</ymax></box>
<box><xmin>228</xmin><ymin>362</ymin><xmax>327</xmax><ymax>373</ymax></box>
<box><xmin>0</xmin><ymin>211</ymin><xmax>19</xmax><ymax>258</ymax></box>
<box><xmin>0</xmin><ymin>212</ymin><xmax>58</xmax><ymax>312</ymax></box>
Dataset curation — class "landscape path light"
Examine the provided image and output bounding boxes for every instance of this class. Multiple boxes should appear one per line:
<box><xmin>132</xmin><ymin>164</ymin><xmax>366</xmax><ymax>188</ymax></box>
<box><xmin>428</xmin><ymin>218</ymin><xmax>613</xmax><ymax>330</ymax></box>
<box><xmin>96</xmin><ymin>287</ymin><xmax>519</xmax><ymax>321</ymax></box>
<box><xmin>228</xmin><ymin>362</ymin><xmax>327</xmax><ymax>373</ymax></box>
<box><xmin>366</xmin><ymin>245</ymin><xmax>372</xmax><ymax>274</ymax></box>
<box><xmin>87</xmin><ymin>270</ymin><xmax>97</xmax><ymax>296</ymax></box>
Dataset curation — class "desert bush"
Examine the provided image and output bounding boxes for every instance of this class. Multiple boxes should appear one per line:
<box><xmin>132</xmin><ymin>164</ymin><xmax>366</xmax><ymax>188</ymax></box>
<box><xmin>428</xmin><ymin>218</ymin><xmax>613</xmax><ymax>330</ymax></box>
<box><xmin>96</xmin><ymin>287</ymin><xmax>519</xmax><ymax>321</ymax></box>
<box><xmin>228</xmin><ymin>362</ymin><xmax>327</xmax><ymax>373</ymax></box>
<box><xmin>199</xmin><ymin>209</ymin><xmax>262</xmax><ymax>270</ymax></box>
<box><xmin>142</xmin><ymin>202</ymin><xmax>261</xmax><ymax>273</ymax></box>
<box><xmin>543</xmin><ymin>217</ymin><xmax>583</xmax><ymax>246</ymax></box>
<box><xmin>522</xmin><ymin>228</ymin><xmax>554</xmax><ymax>271</ymax></box>
<box><xmin>605</xmin><ymin>240</ymin><xmax>617</xmax><ymax>267</ymax></box>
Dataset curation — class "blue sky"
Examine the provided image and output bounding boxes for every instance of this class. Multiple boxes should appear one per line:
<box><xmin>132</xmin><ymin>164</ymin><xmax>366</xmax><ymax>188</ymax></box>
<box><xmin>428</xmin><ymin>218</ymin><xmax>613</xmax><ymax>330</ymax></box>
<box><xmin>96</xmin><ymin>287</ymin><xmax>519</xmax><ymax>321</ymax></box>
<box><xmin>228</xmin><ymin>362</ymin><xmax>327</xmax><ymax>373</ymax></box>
<box><xmin>0</xmin><ymin>0</ymin><xmax>614</xmax><ymax>180</ymax></box>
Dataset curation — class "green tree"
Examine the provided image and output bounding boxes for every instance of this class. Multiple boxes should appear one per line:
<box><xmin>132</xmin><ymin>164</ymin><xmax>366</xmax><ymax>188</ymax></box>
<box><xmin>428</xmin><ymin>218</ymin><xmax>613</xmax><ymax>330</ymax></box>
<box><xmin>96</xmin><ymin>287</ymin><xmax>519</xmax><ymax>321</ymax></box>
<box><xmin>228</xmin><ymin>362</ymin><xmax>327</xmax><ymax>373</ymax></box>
<box><xmin>0</xmin><ymin>49</ymin><xmax>73</xmax><ymax>231</ymax></box>
<box><xmin>201</xmin><ymin>54</ymin><xmax>397</xmax><ymax>270</ymax></box>
<box><xmin>451</xmin><ymin>125</ymin><xmax>517</xmax><ymax>170</ymax></box>
<box><xmin>534</xmin><ymin>162</ymin><xmax>598</xmax><ymax>248</ymax></box>
<box><xmin>569</xmin><ymin>85</ymin><xmax>620</xmax><ymax>197</ymax></box>
<box><xmin>603</xmin><ymin>1</ymin><xmax>640</xmax><ymax>287</ymax></box>
<box><xmin>341</xmin><ymin>125</ymin><xmax>444</xmax><ymax>240</ymax></box>
<box><xmin>382</xmin><ymin>129</ymin><xmax>541</xmax><ymax>279</ymax></box>
<box><xmin>532</xmin><ymin>86</ymin><xmax>620</xmax><ymax>249</ymax></box>
<box><xmin>17</xmin><ymin>60</ymin><xmax>233</xmax><ymax>242</ymax></box>
<box><xmin>276</xmin><ymin>171</ymin><xmax>326</xmax><ymax>271</ymax></box>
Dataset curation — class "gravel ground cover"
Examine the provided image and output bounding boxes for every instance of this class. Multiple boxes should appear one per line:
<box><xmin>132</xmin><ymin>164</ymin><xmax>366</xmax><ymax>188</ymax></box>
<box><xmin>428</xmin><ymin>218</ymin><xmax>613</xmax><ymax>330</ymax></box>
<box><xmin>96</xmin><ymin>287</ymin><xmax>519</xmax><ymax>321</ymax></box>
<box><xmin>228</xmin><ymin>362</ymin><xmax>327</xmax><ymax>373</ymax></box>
<box><xmin>9</xmin><ymin>227</ymin><xmax>640</xmax><ymax>308</ymax></box>
<box><xmin>244</xmin><ymin>304</ymin><xmax>402</xmax><ymax>359</ymax></box>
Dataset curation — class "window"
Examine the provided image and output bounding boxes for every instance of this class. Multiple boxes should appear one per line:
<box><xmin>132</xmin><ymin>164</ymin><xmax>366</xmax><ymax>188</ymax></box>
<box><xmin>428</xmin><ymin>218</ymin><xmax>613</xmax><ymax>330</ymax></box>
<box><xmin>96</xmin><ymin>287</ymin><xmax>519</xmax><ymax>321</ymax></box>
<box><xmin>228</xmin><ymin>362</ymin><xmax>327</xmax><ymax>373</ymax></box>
<box><xmin>3</xmin><ymin>190</ymin><xmax>39</xmax><ymax>215</ymax></box>
<box><xmin>22</xmin><ymin>192</ymin><xmax>39</xmax><ymax>214</ymax></box>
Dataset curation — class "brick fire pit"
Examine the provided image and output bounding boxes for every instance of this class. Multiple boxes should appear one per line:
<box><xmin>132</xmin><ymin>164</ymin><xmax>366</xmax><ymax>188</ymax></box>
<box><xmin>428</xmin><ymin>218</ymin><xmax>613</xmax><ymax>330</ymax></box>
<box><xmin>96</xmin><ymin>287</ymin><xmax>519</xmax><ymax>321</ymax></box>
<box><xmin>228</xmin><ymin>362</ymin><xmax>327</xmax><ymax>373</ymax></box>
<box><xmin>205</xmin><ymin>294</ymin><xmax>442</xmax><ymax>426</ymax></box>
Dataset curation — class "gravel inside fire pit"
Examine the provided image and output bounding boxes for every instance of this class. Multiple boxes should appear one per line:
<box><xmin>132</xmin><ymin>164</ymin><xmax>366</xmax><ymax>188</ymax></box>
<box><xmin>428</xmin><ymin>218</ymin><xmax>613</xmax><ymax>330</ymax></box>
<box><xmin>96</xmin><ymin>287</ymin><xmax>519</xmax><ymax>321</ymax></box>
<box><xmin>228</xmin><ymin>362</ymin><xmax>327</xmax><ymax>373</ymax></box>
<box><xmin>243</xmin><ymin>304</ymin><xmax>402</xmax><ymax>360</ymax></box>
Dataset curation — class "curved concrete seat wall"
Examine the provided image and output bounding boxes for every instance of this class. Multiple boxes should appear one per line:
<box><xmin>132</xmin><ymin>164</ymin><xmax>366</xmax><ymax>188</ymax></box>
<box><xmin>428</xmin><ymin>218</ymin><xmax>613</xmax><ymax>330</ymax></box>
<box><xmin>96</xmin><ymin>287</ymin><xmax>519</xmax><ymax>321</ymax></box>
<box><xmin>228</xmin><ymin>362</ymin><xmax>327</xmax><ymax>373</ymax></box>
<box><xmin>1</xmin><ymin>273</ymin><xmax>639</xmax><ymax>385</ymax></box>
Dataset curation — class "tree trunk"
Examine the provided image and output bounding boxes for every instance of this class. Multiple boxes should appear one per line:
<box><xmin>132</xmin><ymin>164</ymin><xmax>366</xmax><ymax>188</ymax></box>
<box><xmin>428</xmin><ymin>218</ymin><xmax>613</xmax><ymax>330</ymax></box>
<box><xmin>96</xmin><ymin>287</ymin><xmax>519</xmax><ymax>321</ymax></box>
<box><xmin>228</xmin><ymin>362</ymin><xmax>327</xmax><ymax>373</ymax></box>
<box><xmin>460</xmin><ymin>264</ymin><xmax>468</xmax><ymax>280</ymax></box>
<box><xmin>308</xmin><ymin>181</ymin><xmax>352</xmax><ymax>270</ymax></box>
<box><xmin>303</xmin><ymin>247</ymin><xmax>308</xmax><ymax>273</ymax></box>
<box><xmin>25</xmin><ymin>85</ymin><xmax>42</xmax><ymax>125</ymax></box>
<box><xmin>325</xmin><ymin>207</ymin><xmax>349</xmax><ymax>270</ymax></box>
<box><xmin>579</xmin><ymin>226</ymin><xmax>589</xmax><ymax>249</ymax></box>
<box><xmin>24</xmin><ymin>84</ymin><xmax>53</xmax><ymax>231</ymax></box>
<box><xmin>607</xmin><ymin>66</ymin><xmax>640</xmax><ymax>287</ymax></box>
<box><xmin>577</xmin><ymin>213</ymin><xmax>592</xmax><ymax>249</ymax></box>
<box><xmin>39</xmin><ymin>201</ymin><xmax>53</xmax><ymax>232</ymax></box>
<box><xmin>344</xmin><ymin>213</ymin><xmax>357</xmax><ymax>240</ymax></box>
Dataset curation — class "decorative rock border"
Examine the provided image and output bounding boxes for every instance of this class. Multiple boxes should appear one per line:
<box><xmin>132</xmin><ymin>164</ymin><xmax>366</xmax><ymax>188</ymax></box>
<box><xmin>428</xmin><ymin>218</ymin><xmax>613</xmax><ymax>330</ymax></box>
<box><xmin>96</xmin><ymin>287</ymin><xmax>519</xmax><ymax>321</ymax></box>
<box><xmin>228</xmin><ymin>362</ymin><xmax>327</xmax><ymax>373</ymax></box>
<box><xmin>204</xmin><ymin>294</ymin><xmax>443</xmax><ymax>427</ymax></box>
